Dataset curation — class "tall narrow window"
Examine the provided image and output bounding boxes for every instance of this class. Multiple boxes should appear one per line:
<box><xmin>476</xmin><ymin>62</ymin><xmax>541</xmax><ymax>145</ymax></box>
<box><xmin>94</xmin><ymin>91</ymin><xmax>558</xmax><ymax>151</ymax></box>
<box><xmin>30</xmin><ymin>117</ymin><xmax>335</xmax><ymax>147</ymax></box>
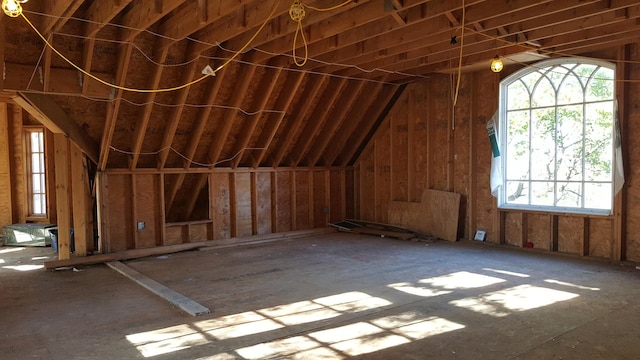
<box><xmin>498</xmin><ymin>59</ymin><xmax>616</xmax><ymax>214</ymax></box>
<box><xmin>25</xmin><ymin>128</ymin><xmax>47</xmax><ymax>216</ymax></box>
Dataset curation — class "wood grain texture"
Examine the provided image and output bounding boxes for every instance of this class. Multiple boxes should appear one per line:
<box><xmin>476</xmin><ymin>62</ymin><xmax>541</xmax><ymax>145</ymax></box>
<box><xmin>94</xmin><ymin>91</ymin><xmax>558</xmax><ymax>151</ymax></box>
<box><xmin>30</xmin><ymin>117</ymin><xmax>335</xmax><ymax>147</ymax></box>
<box><xmin>0</xmin><ymin>103</ymin><xmax>12</xmax><ymax>227</ymax></box>
<box><xmin>313</xmin><ymin>171</ymin><xmax>328</xmax><ymax>228</ymax></box>
<box><xmin>589</xmin><ymin>218</ymin><xmax>613</xmax><ymax>259</ymax></box>
<box><xmin>234</xmin><ymin>172</ymin><xmax>252</xmax><ymax>237</ymax></box>
<box><xmin>105</xmin><ymin>174</ymin><xmax>134</xmax><ymax>252</ymax></box>
<box><xmin>275</xmin><ymin>171</ymin><xmax>292</xmax><ymax>232</ymax></box>
<box><xmin>134</xmin><ymin>174</ymin><xmax>161</xmax><ymax>249</ymax></box>
<box><xmin>295</xmin><ymin>171</ymin><xmax>310</xmax><ymax>230</ymax></box>
<box><xmin>211</xmin><ymin>173</ymin><xmax>231</xmax><ymax>240</ymax></box>
<box><xmin>255</xmin><ymin>172</ymin><xmax>272</xmax><ymax>235</ymax></box>
<box><xmin>557</xmin><ymin>216</ymin><xmax>584</xmax><ymax>255</ymax></box>
<box><xmin>527</xmin><ymin>213</ymin><xmax>550</xmax><ymax>250</ymax></box>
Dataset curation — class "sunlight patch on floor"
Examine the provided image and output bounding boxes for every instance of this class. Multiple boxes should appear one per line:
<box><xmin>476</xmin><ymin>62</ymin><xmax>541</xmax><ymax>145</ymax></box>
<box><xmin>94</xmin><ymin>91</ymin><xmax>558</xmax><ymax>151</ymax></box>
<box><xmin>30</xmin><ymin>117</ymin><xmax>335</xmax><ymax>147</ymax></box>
<box><xmin>544</xmin><ymin>279</ymin><xmax>600</xmax><ymax>291</ymax></box>
<box><xmin>126</xmin><ymin>324</ymin><xmax>209</xmax><ymax>357</ymax></box>
<box><xmin>483</xmin><ymin>268</ymin><xmax>531</xmax><ymax>278</ymax></box>
<box><xmin>450</xmin><ymin>284</ymin><xmax>579</xmax><ymax>317</ymax></box>
<box><xmin>419</xmin><ymin>271</ymin><xmax>507</xmax><ymax>289</ymax></box>
<box><xmin>2</xmin><ymin>264</ymin><xmax>44</xmax><ymax>271</ymax></box>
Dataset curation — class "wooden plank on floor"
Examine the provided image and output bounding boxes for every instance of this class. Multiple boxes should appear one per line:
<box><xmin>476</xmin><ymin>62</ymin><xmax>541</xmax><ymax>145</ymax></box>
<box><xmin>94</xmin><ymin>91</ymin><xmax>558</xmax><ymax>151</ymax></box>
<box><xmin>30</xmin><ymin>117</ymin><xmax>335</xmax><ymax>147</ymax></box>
<box><xmin>44</xmin><ymin>228</ymin><xmax>335</xmax><ymax>269</ymax></box>
<box><xmin>106</xmin><ymin>261</ymin><xmax>210</xmax><ymax>317</ymax></box>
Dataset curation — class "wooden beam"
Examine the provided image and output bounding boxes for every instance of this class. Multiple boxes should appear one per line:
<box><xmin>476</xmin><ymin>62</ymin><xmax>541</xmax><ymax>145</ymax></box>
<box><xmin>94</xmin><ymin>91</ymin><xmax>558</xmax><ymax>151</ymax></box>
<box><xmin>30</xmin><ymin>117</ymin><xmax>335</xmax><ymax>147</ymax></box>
<box><xmin>98</xmin><ymin>44</ymin><xmax>133</xmax><ymax>171</ymax></box>
<box><xmin>53</xmin><ymin>134</ymin><xmax>71</xmax><ymax>260</ymax></box>
<box><xmin>14</xmin><ymin>93</ymin><xmax>99</xmax><ymax>164</ymax></box>
<box><xmin>271</xmin><ymin>76</ymin><xmax>327</xmax><ymax>168</ymax></box>
<box><xmin>231</xmin><ymin>62</ymin><xmax>284</xmax><ymax>169</ymax></box>
<box><xmin>157</xmin><ymin>53</ymin><xmax>201</xmax><ymax>170</ymax></box>
<box><xmin>119</xmin><ymin>1</ymin><xmax>183</xmax><ymax>42</ymax></box>
<box><xmin>288</xmin><ymin>78</ymin><xmax>348</xmax><ymax>167</ymax></box>
<box><xmin>252</xmin><ymin>72</ymin><xmax>306</xmax><ymax>168</ymax></box>
<box><xmin>83</xmin><ymin>0</ymin><xmax>133</xmax><ymax>38</ymax></box>
<box><xmin>339</xmin><ymin>85</ymin><xmax>403</xmax><ymax>166</ymax></box>
<box><xmin>0</xmin><ymin>102</ymin><xmax>12</xmax><ymax>226</ymax></box>
<box><xmin>129</xmin><ymin>48</ymin><xmax>170</xmax><ymax>170</ymax></box>
<box><xmin>70</xmin><ymin>142</ymin><xmax>91</xmax><ymax>256</ymax></box>
<box><xmin>40</xmin><ymin>0</ymin><xmax>83</xmax><ymax>36</ymax></box>
<box><xmin>323</xmin><ymin>82</ymin><xmax>386</xmax><ymax>166</ymax></box>
<box><xmin>3</xmin><ymin>63</ymin><xmax>112</xmax><ymax>99</ymax></box>
<box><xmin>107</xmin><ymin>261</ymin><xmax>210</xmax><ymax>316</ymax></box>
<box><xmin>206</xmin><ymin>59</ymin><xmax>257</xmax><ymax>167</ymax></box>
<box><xmin>307</xmin><ymin>80</ymin><xmax>366</xmax><ymax>166</ymax></box>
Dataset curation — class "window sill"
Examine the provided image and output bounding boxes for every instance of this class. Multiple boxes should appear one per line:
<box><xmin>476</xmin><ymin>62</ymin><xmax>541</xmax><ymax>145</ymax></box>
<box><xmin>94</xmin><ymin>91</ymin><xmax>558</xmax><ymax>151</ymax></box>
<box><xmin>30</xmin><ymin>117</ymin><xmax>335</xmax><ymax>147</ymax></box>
<box><xmin>497</xmin><ymin>205</ymin><xmax>612</xmax><ymax>218</ymax></box>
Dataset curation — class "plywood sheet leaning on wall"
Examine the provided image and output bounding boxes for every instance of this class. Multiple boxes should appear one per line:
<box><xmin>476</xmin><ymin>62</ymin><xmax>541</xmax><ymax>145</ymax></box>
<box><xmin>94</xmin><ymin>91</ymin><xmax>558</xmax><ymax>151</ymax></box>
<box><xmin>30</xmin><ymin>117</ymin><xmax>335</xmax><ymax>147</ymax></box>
<box><xmin>388</xmin><ymin>188</ymin><xmax>461</xmax><ymax>242</ymax></box>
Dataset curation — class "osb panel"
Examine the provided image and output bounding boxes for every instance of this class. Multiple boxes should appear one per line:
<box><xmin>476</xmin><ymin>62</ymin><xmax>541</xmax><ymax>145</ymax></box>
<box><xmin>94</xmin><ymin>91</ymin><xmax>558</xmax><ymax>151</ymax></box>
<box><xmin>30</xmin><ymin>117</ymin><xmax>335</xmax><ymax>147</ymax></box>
<box><xmin>276</xmin><ymin>171</ymin><xmax>292</xmax><ymax>232</ymax></box>
<box><xmin>453</xmin><ymin>77</ymin><xmax>471</xmax><ymax>237</ymax></box>
<box><xmin>212</xmin><ymin>173</ymin><xmax>231</xmax><ymax>240</ymax></box>
<box><xmin>472</xmin><ymin>71</ymin><xmax>499</xmax><ymax>242</ymax></box>
<box><xmin>360</xmin><ymin>152</ymin><xmax>375</xmax><ymax>221</ymax></box>
<box><xmin>295</xmin><ymin>171</ymin><xmax>310</xmax><ymax>230</ymax></box>
<box><xmin>234</xmin><ymin>172</ymin><xmax>252</xmax><ymax>237</ymax></box>
<box><xmin>164</xmin><ymin>226</ymin><xmax>183</xmax><ymax>246</ymax></box>
<box><xmin>624</xmin><ymin>56</ymin><xmax>640</xmax><ymax>261</ymax></box>
<box><xmin>345</xmin><ymin>169</ymin><xmax>355</xmax><ymax>219</ymax></box>
<box><xmin>52</xmin><ymin>95</ymin><xmax>106</xmax><ymax>147</ymax></box>
<box><xmin>134</xmin><ymin>174</ymin><xmax>161</xmax><ymax>249</ymax></box>
<box><xmin>313</xmin><ymin>171</ymin><xmax>328</xmax><ymax>228</ymax></box>
<box><xmin>256</xmin><ymin>172</ymin><xmax>272</xmax><ymax>235</ymax></box>
<box><xmin>589</xmin><ymin>218</ymin><xmax>613</xmax><ymax>259</ymax></box>
<box><xmin>413</xmin><ymin>84</ymin><xmax>429</xmax><ymax>201</ymax></box>
<box><xmin>430</xmin><ymin>76</ymin><xmax>450</xmax><ymax>191</ymax></box>
<box><xmin>557</xmin><ymin>216</ymin><xmax>583</xmax><ymax>255</ymax></box>
<box><xmin>375</xmin><ymin>128</ymin><xmax>391</xmax><ymax>223</ymax></box>
<box><xmin>106</xmin><ymin>174</ymin><xmax>133</xmax><ymax>252</ymax></box>
<box><xmin>391</xmin><ymin>94</ymin><xmax>409</xmax><ymax>202</ymax></box>
<box><xmin>504</xmin><ymin>212</ymin><xmax>523</xmax><ymax>247</ymax></box>
<box><xmin>387</xmin><ymin>189</ymin><xmax>461</xmax><ymax>242</ymax></box>
<box><xmin>330</xmin><ymin>170</ymin><xmax>344</xmax><ymax>222</ymax></box>
<box><xmin>527</xmin><ymin>214</ymin><xmax>550</xmax><ymax>250</ymax></box>
<box><xmin>189</xmin><ymin>223</ymin><xmax>208</xmax><ymax>242</ymax></box>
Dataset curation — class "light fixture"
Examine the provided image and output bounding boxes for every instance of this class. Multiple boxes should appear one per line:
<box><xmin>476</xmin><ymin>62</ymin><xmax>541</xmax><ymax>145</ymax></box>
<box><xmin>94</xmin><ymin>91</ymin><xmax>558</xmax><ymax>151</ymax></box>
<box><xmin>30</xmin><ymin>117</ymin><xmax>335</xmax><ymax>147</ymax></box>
<box><xmin>490</xmin><ymin>55</ymin><xmax>504</xmax><ymax>73</ymax></box>
<box><xmin>2</xmin><ymin>0</ymin><xmax>27</xmax><ymax>17</ymax></box>
<box><xmin>289</xmin><ymin>1</ymin><xmax>305</xmax><ymax>21</ymax></box>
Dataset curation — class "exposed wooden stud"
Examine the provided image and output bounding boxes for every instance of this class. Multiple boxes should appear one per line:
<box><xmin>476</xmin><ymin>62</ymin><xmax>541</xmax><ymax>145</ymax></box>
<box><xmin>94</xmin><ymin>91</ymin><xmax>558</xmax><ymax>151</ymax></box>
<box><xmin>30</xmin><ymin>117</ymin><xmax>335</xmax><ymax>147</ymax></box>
<box><xmin>582</xmin><ymin>217</ymin><xmax>590</xmax><ymax>257</ymax></box>
<box><xmin>550</xmin><ymin>214</ymin><xmax>558</xmax><ymax>252</ymax></box>
<box><xmin>70</xmin><ymin>143</ymin><xmax>91</xmax><ymax>256</ymax></box>
<box><xmin>0</xmin><ymin>102</ymin><xmax>12</xmax><ymax>226</ymax></box>
<box><xmin>613</xmin><ymin>44</ymin><xmax>629</xmax><ymax>262</ymax></box>
<box><xmin>53</xmin><ymin>134</ymin><xmax>71</xmax><ymax>260</ymax></box>
<box><xmin>40</xmin><ymin>0</ymin><xmax>83</xmax><ymax>36</ymax></box>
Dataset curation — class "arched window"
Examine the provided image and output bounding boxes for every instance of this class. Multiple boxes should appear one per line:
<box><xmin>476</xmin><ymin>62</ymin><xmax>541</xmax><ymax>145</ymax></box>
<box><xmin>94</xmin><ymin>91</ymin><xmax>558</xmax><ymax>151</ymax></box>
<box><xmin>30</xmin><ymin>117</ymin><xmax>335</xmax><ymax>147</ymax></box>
<box><xmin>497</xmin><ymin>58</ymin><xmax>617</xmax><ymax>214</ymax></box>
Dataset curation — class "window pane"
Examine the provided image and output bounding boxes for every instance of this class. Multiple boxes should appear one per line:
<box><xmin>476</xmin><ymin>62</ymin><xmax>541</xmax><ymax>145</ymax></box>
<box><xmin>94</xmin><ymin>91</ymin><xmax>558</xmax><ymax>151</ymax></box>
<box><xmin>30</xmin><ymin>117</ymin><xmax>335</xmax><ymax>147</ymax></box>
<box><xmin>530</xmin><ymin>108</ymin><xmax>555</xmax><ymax>181</ymax></box>
<box><xmin>41</xmin><ymin>194</ymin><xmax>46</xmax><ymax>214</ymax></box>
<box><xmin>506</xmin><ymin>110</ymin><xmax>530</xmax><ymax>180</ymax></box>
<box><xmin>32</xmin><ymin>174</ymin><xmax>41</xmax><ymax>193</ymax></box>
<box><xmin>584</xmin><ymin>183</ymin><xmax>612</xmax><ymax>209</ymax></box>
<box><xmin>33</xmin><ymin>194</ymin><xmax>42</xmax><ymax>215</ymax></box>
<box><xmin>530</xmin><ymin>182</ymin><xmax>554</xmax><ymax>206</ymax></box>
<box><xmin>557</xmin><ymin>72</ymin><xmax>584</xmax><ymax>105</ymax></box>
<box><xmin>556</xmin><ymin>182</ymin><xmax>582</xmax><ymax>208</ymax></box>
<box><xmin>532</xmin><ymin>76</ymin><xmax>556</xmax><ymax>108</ymax></box>
<box><xmin>547</xmin><ymin>65</ymin><xmax>569</xmax><ymax>89</ymax></box>
<box><xmin>31</xmin><ymin>132</ymin><xmax>42</xmax><ymax>152</ymax></box>
<box><xmin>586</xmin><ymin>68</ymin><xmax>614</xmax><ymax>102</ymax></box>
<box><xmin>555</xmin><ymin>105</ymin><xmax>584</xmax><ymax>182</ymax></box>
<box><xmin>506</xmin><ymin>181</ymin><xmax>528</xmax><ymax>204</ymax></box>
<box><xmin>584</xmin><ymin>102</ymin><xmax>613</xmax><ymax>182</ymax></box>
<box><xmin>32</xmin><ymin>153</ymin><xmax>41</xmax><ymax>173</ymax></box>
<box><xmin>507</xmin><ymin>80</ymin><xmax>530</xmax><ymax>110</ymax></box>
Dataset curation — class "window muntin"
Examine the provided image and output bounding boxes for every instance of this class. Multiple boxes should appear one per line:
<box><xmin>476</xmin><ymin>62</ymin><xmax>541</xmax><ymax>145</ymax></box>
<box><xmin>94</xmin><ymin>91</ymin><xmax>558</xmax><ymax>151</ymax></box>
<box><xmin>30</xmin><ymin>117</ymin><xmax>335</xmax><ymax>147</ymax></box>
<box><xmin>499</xmin><ymin>59</ymin><xmax>615</xmax><ymax>214</ymax></box>
<box><xmin>25</xmin><ymin>128</ymin><xmax>47</xmax><ymax>216</ymax></box>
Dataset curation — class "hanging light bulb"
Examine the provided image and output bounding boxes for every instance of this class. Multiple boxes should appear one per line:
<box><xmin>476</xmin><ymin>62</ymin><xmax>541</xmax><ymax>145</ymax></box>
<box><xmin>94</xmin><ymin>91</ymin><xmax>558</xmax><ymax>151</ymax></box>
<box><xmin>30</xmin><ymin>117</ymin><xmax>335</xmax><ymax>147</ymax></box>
<box><xmin>490</xmin><ymin>55</ymin><xmax>504</xmax><ymax>73</ymax></box>
<box><xmin>289</xmin><ymin>1</ymin><xmax>305</xmax><ymax>21</ymax></box>
<box><xmin>2</xmin><ymin>0</ymin><xmax>26</xmax><ymax>17</ymax></box>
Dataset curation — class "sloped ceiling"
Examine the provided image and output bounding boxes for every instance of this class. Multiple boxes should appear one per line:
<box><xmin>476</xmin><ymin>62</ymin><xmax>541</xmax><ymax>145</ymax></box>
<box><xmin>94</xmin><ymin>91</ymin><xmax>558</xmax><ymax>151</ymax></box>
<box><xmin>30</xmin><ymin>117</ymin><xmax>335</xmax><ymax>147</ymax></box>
<box><xmin>2</xmin><ymin>0</ymin><xmax>638</xmax><ymax>170</ymax></box>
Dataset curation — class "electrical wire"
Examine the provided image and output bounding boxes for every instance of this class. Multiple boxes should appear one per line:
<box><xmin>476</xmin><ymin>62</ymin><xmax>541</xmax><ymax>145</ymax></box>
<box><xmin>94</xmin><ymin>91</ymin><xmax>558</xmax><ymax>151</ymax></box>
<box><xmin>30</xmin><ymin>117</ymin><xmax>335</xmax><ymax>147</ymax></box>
<box><xmin>17</xmin><ymin>2</ymin><xmax>279</xmax><ymax>93</ymax></box>
<box><xmin>109</xmin><ymin>145</ymin><xmax>266</xmax><ymax>167</ymax></box>
<box><xmin>451</xmin><ymin>0</ymin><xmax>465</xmax><ymax>108</ymax></box>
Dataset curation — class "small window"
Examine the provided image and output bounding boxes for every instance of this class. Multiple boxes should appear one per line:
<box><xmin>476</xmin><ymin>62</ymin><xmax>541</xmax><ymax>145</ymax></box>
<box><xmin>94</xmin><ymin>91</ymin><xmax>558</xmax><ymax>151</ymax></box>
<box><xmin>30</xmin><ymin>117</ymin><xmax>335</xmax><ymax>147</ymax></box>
<box><xmin>498</xmin><ymin>59</ymin><xmax>616</xmax><ymax>214</ymax></box>
<box><xmin>25</xmin><ymin>128</ymin><xmax>47</xmax><ymax>216</ymax></box>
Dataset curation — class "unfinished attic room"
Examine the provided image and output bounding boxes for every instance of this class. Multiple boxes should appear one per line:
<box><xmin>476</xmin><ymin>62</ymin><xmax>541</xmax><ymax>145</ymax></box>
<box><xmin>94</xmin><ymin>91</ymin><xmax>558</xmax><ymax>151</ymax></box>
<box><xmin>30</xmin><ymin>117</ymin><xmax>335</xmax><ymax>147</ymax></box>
<box><xmin>4</xmin><ymin>0</ymin><xmax>640</xmax><ymax>358</ymax></box>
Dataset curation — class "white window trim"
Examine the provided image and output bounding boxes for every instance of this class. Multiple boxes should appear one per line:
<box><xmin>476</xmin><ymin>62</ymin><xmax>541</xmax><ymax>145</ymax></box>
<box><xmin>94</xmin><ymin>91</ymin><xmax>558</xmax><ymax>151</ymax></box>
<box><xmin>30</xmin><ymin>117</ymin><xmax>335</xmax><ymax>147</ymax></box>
<box><xmin>497</xmin><ymin>58</ymin><xmax>617</xmax><ymax>216</ymax></box>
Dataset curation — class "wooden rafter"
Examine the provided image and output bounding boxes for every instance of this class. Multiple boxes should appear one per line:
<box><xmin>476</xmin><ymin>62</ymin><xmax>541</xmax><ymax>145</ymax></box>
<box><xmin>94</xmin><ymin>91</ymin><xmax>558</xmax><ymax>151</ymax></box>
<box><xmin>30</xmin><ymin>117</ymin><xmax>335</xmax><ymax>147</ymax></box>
<box><xmin>231</xmin><ymin>60</ymin><xmax>285</xmax><ymax>169</ymax></box>
<box><xmin>251</xmin><ymin>71</ymin><xmax>306</xmax><ymax>168</ymax></box>
<box><xmin>306</xmin><ymin>80</ymin><xmax>367</xmax><ymax>166</ymax></box>
<box><xmin>288</xmin><ymin>78</ymin><xmax>348</xmax><ymax>167</ymax></box>
<box><xmin>323</xmin><ymin>81</ymin><xmax>386</xmax><ymax>166</ymax></box>
<box><xmin>270</xmin><ymin>76</ymin><xmax>327</xmax><ymax>168</ymax></box>
<box><xmin>205</xmin><ymin>57</ymin><xmax>257</xmax><ymax>167</ymax></box>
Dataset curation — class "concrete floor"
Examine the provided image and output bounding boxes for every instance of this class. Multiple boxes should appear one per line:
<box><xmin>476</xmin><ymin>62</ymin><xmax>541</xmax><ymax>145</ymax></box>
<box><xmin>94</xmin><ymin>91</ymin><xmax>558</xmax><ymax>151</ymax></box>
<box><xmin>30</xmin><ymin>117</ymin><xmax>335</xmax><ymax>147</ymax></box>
<box><xmin>1</xmin><ymin>232</ymin><xmax>639</xmax><ymax>359</ymax></box>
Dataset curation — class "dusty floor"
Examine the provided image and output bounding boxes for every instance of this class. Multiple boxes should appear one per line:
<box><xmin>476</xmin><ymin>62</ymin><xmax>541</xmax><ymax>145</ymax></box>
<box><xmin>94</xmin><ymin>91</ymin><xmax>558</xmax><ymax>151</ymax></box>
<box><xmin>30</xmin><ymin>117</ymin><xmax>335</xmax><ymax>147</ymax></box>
<box><xmin>1</xmin><ymin>232</ymin><xmax>639</xmax><ymax>359</ymax></box>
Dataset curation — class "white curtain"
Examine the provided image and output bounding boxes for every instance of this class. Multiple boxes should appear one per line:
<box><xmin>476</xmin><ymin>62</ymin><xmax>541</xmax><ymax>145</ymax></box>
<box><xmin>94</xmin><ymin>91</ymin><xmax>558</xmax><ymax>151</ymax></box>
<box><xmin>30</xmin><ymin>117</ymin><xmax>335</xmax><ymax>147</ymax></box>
<box><xmin>487</xmin><ymin>111</ymin><xmax>502</xmax><ymax>198</ymax></box>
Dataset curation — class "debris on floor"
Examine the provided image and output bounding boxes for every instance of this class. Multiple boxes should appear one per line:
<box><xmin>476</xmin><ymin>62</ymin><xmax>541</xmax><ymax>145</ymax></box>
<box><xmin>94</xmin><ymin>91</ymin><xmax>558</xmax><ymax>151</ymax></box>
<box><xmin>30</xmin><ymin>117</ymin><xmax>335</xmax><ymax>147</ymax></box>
<box><xmin>329</xmin><ymin>219</ymin><xmax>434</xmax><ymax>241</ymax></box>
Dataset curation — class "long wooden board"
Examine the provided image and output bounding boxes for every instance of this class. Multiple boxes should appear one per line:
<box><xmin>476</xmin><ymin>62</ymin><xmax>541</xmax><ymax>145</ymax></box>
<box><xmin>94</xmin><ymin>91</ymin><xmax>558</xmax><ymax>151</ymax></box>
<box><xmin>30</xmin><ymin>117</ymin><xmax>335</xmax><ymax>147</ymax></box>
<box><xmin>107</xmin><ymin>261</ymin><xmax>210</xmax><ymax>317</ymax></box>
